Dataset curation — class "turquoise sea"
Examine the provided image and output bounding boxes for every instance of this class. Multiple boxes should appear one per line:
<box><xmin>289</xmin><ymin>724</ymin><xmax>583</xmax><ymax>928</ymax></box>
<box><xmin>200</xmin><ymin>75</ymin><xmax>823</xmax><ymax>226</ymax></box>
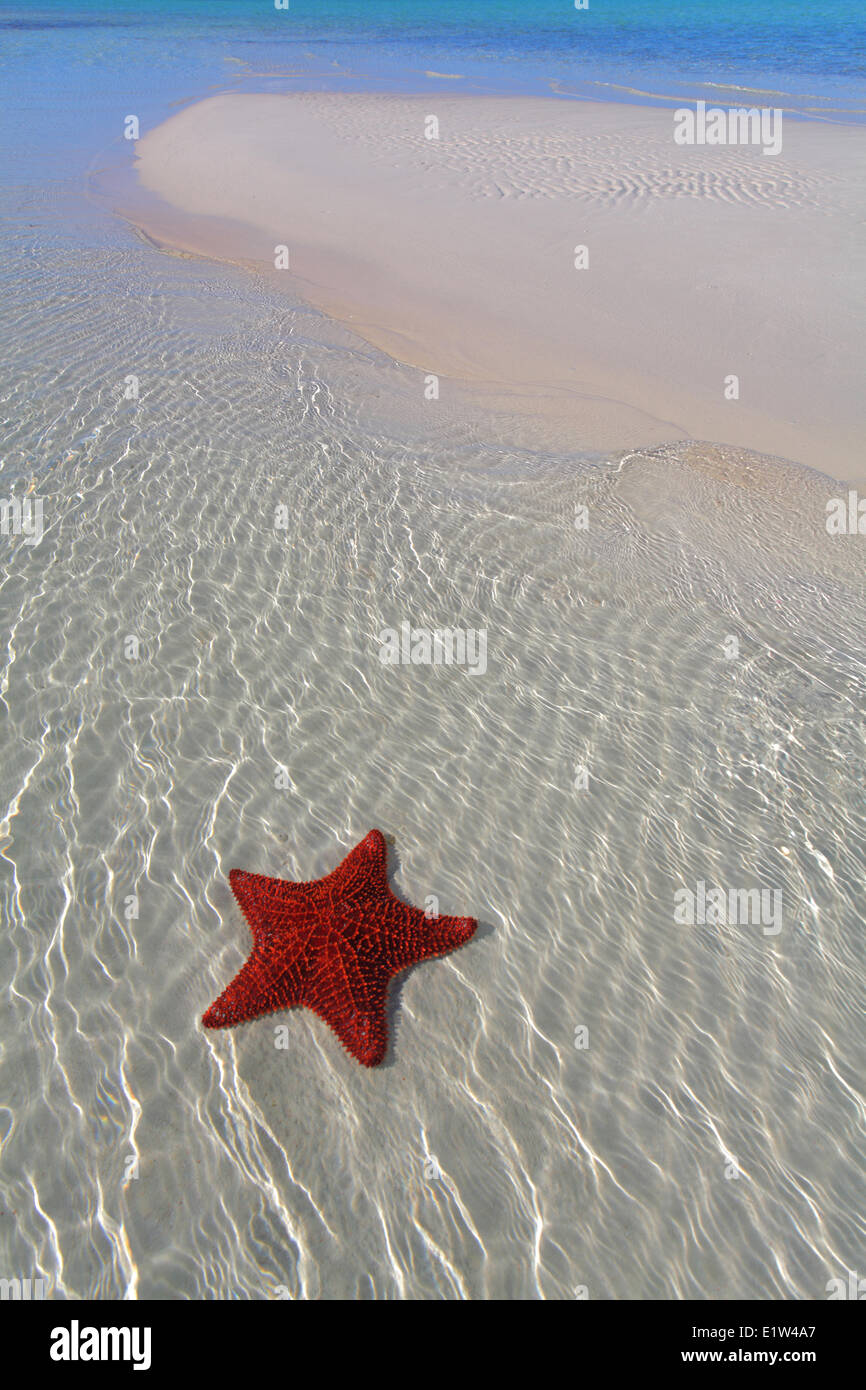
<box><xmin>1</xmin><ymin>1</ymin><xmax>865</xmax><ymax>1302</ymax></box>
<box><xmin>4</xmin><ymin>1</ymin><xmax>866</xmax><ymax>106</ymax></box>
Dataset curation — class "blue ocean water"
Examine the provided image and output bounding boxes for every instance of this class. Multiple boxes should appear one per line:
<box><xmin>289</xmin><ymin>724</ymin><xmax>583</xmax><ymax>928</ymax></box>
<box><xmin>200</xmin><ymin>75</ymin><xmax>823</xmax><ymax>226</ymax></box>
<box><xmin>1</xmin><ymin>0</ymin><xmax>865</xmax><ymax>130</ymax></box>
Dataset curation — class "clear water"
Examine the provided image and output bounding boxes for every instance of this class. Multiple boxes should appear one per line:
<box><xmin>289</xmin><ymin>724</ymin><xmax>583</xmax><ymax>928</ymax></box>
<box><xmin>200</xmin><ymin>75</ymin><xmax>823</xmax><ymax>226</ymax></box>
<box><xmin>1</xmin><ymin>1</ymin><xmax>864</xmax><ymax>1300</ymax></box>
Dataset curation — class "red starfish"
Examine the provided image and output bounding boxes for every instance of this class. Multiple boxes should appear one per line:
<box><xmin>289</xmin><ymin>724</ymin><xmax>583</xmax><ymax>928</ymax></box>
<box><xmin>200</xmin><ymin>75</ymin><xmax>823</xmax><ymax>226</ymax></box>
<box><xmin>202</xmin><ymin>829</ymin><xmax>477</xmax><ymax>1066</ymax></box>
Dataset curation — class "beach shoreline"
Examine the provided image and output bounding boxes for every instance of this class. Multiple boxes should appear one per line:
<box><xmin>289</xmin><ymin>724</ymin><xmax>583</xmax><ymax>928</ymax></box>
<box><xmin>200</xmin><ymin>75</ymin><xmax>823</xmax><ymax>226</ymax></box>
<box><xmin>115</xmin><ymin>91</ymin><xmax>866</xmax><ymax>482</ymax></box>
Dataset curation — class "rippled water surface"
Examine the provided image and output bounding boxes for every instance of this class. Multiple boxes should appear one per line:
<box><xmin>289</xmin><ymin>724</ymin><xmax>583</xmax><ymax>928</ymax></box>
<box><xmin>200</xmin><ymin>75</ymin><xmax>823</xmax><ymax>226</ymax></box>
<box><xmin>1</xmin><ymin>2</ymin><xmax>865</xmax><ymax>1301</ymax></box>
<box><xmin>2</xmin><ymin>178</ymin><xmax>865</xmax><ymax>1297</ymax></box>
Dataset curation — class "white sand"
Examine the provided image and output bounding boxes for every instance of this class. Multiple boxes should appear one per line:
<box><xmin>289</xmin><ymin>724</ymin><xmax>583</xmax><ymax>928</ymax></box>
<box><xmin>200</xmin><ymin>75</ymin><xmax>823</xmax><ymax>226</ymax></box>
<box><xmin>128</xmin><ymin>93</ymin><xmax>866</xmax><ymax>480</ymax></box>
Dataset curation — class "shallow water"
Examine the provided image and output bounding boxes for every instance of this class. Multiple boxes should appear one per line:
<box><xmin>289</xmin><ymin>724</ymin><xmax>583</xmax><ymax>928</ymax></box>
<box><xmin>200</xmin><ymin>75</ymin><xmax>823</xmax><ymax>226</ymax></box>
<box><xmin>1</xmin><ymin>2</ymin><xmax>865</xmax><ymax>1301</ymax></box>
<box><xmin>2</xmin><ymin>174</ymin><xmax>865</xmax><ymax>1296</ymax></box>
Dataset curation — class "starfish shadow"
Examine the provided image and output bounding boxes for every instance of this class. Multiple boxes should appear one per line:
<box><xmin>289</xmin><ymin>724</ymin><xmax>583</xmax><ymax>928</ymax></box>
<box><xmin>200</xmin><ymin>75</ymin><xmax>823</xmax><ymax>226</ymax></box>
<box><xmin>380</xmin><ymin>919</ymin><xmax>496</xmax><ymax>1070</ymax></box>
<box><xmin>377</xmin><ymin>838</ymin><xmax>494</xmax><ymax>1070</ymax></box>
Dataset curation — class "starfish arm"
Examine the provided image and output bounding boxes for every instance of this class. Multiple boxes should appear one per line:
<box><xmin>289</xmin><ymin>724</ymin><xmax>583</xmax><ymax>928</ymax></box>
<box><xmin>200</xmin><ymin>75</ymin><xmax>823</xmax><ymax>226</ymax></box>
<box><xmin>228</xmin><ymin>869</ymin><xmax>312</xmax><ymax>948</ymax></box>
<box><xmin>305</xmin><ymin>933</ymin><xmax>390</xmax><ymax>1067</ymax></box>
<box><xmin>202</xmin><ymin>949</ymin><xmax>303</xmax><ymax>1028</ymax></box>
<box><xmin>386</xmin><ymin>907</ymin><xmax>477</xmax><ymax>973</ymax></box>
<box><xmin>323</xmin><ymin>829</ymin><xmax>390</xmax><ymax>901</ymax></box>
